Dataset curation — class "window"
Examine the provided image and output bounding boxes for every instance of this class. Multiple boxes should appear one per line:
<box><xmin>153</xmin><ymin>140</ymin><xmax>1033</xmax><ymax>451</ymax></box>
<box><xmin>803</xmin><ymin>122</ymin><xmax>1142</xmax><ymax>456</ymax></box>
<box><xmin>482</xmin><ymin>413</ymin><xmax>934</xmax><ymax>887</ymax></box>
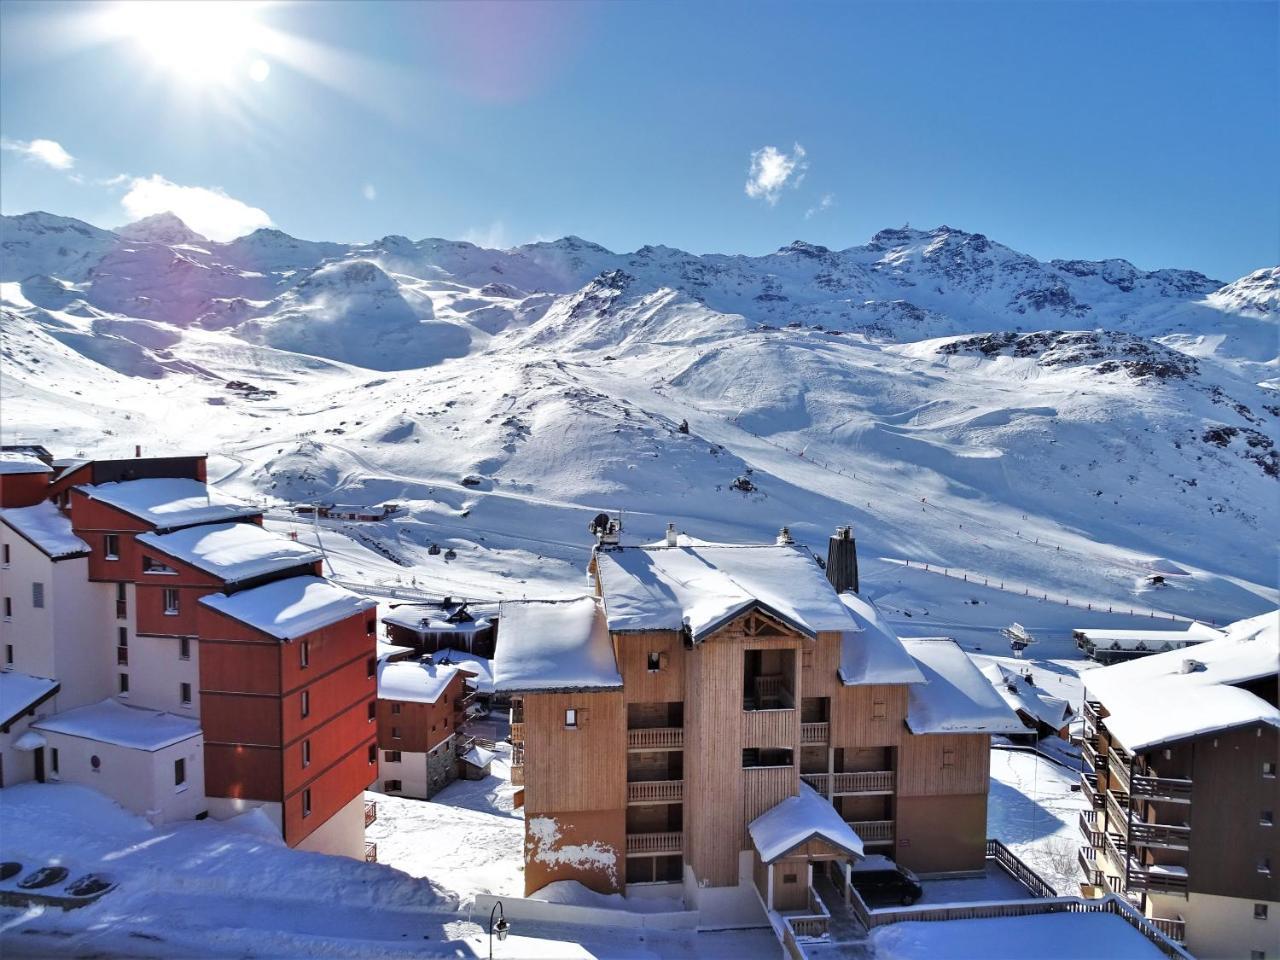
<box><xmin>392</xmin><ymin>726</ymin><xmax>401</xmax><ymax>740</ymax></box>
<box><xmin>367</xmin><ymin>700</ymin><xmax>376</xmax><ymax>722</ymax></box>
<box><xmin>50</xmin><ymin>748</ymin><xmax>59</xmax><ymax>774</ymax></box>
<box><xmin>4</xmin><ymin>644</ymin><xmax>11</xmax><ymax>665</ymax></box>
<box><xmin>163</xmin><ymin>588</ymin><xmax>180</xmax><ymax>615</ymax></box>
<box><xmin>118</xmin><ymin>672</ymin><xmax>129</xmax><ymax>695</ymax></box>
<box><xmin>383</xmin><ymin>780</ymin><xmax>402</xmax><ymax>793</ymax></box>
<box><xmin>366</xmin><ymin>617</ymin><xmax>376</xmax><ymax>636</ymax></box>
<box><xmin>1265</xmin><ymin>761</ymin><xmax>1277</xmax><ymax>779</ymax></box>
<box><xmin>1260</xmin><ymin>858</ymin><xmax>1272</xmax><ymax>876</ymax></box>
<box><xmin>180</xmin><ymin>682</ymin><xmax>192</xmax><ymax>705</ymax></box>
<box><xmin>872</xmin><ymin>700</ymin><xmax>888</xmax><ymax>720</ymax></box>
<box><xmin>942</xmin><ymin>748</ymin><xmax>956</xmax><ymax>767</ymax></box>
<box><xmin>104</xmin><ymin>534</ymin><xmax>119</xmax><ymax>559</ymax></box>
<box><xmin>565</xmin><ymin>708</ymin><xmax>578</xmax><ymax>728</ymax></box>
<box><xmin>782</xmin><ymin>873</ymin><xmax>797</xmax><ymax>884</ymax></box>
<box><xmin>647</xmin><ymin>651</ymin><xmax>662</xmax><ymax>672</ymax></box>
<box><xmin>1263</xmin><ymin>810</ymin><xmax>1274</xmax><ymax>827</ymax></box>
<box><xmin>368</xmin><ymin>743</ymin><xmax>377</xmax><ymax>764</ymax></box>
<box><xmin>302</xmin><ymin>788</ymin><xmax>312</xmax><ymax>818</ymax></box>
<box><xmin>300</xmin><ymin>690</ymin><xmax>310</xmax><ymax>718</ymax></box>
<box><xmin>118</xmin><ymin>627</ymin><xmax>128</xmax><ymax>647</ymax></box>
<box><xmin>2</xmin><ymin>597</ymin><xmax>9</xmax><ymax>620</ymax></box>
<box><xmin>391</xmin><ymin>703</ymin><xmax>402</xmax><ymax>715</ymax></box>
<box><xmin>300</xmin><ymin>640</ymin><xmax>310</xmax><ymax>668</ymax></box>
<box><xmin>367</xmin><ymin>656</ymin><xmax>376</xmax><ymax>678</ymax></box>
<box><xmin>174</xmin><ymin>758</ymin><xmax>186</xmax><ymax>787</ymax></box>
<box><xmin>301</xmin><ymin>739</ymin><xmax>311</xmax><ymax>768</ymax></box>
<box><xmin>1255</xmin><ymin>903</ymin><xmax>1269</xmax><ymax>920</ymax></box>
<box><xmin>2</xmin><ymin>543</ymin><xmax>9</xmax><ymax>567</ymax></box>
<box><xmin>179</xmin><ymin>636</ymin><xmax>191</xmax><ymax>660</ymax></box>
<box><xmin>32</xmin><ymin>582</ymin><xmax>44</xmax><ymax>609</ymax></box>
<box><xmin>384</xmin><ymin>750</ymin><xmax>402</xmax><ymax>763</ymax></box>
<box><xmin>116</xmin><ymin>583</ymin><xmax>127</xmax><ymax>618</ymax></box>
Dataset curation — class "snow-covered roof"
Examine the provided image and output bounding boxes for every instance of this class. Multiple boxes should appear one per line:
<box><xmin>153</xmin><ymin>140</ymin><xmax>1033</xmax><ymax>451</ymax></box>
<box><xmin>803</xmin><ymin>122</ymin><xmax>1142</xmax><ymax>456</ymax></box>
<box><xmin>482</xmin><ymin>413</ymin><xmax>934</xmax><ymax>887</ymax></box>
<box><xmin>0</xmin><ymin>501</ymin><xmax>91</xmax><ymax>559</ymax></box>
<box><xmin>377</xmin><ymin>639</ymin><xmax>414</xmax><ymax>661</ymax></box>
<box><xmin>492</xmin><ymin>597</ymin><xmax>621</xmax><ymax>693</ymax></box>
<box><xmin>1084</xmin><ymin>610</ymin><xmax>1280</xmax><ymax>752</ymax></box>
<box><xmin>428</xmin><ymin>648</ymin><xmax>495</xmax><ymax>694</ymax></box>
<box><xmin>1075</xmin><ymin>622</ymin><xmax>1223</xmax><ymax>652</ymax></box>
<box><xmin>980</xmin><ymin>662</ymin><xmax>1073</xmax><ymax>731</ymax></box>
<box><xmin>0</xmin><ymin>452</ymin><xmax>51</xmax><ymax>475</ymax></box>
<box><xmin>378</xmin><ymin>659</ymin><xmax>460</xmax><ymax>704</ymax></box>
<box><xmin>382</xmin><ymin>603</ymin><xmax>495</xmax><ymax>634</ymax></box>
<box><xmin>200</xmin><ymin>575</ymin><xmax>376</xmax><ymax>640</ymax></box>
<box><xmin>33</xmin><ymin>698</ymin><xmax>201</xmax><ymax>751</ymax></box>
<box><xmin>902</xmin><ymin>640</ymin><xmax>1025</xmax><ymax>735</ymax></box>
<box><xmin>0</xmin><ymin>670</ymin><xmax>60</xmax><ymax>728</ymax></box>
<box><xmin>76</xmin><ymin>478</ymin><xmax>260</xmax><ymax>530</ymax></box>
<box><xmin>748</xmin><ymin>782</ymin><xmax>865</xmax><ymax>864</ymax></box>
<box><xmin>462</xmin><ymin>745</ymin><xmax>496</xmax><ymax>768</ymax></box>
<box><xmin>594</xmin><ymin>544</ymin><xmax>856</xmax><ymax>641</ymax></box>
<box><xmin>138</xmin><ymin>522</ymin><xmax>321</xmax><ymax>583</ymax></box>
<box><xmin>837</xmin><ymin>593</ymin><xmax>927</xmax><ymax>685</ymax></box>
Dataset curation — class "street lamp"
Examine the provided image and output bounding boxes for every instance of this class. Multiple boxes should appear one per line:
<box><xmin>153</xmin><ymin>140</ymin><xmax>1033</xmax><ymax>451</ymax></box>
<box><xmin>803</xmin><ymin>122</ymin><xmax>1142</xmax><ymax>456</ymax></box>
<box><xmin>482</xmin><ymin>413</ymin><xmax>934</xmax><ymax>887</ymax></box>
<box><xmin>488</xmin><ymin>899</ymin><xmax>510</xmax><ymax>959</ymax></box>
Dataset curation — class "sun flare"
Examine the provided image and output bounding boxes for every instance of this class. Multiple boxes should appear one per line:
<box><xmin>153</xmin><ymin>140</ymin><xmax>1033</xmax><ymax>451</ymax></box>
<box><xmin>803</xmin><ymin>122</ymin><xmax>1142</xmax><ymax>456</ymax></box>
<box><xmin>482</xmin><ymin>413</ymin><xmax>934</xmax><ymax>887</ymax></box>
<box><xmin>113</xmin><ymin>0</ymin><xmax>269</xmax><ymax>85</ymax></box>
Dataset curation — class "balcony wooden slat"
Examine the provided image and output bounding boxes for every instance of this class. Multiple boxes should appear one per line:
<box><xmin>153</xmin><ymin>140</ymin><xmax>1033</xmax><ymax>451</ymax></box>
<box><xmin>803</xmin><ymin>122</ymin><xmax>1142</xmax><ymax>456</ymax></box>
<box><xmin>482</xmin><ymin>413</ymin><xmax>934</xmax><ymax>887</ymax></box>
<box><xmin>627</xmin><ymin>779</ymin><xmax>683</xmax><ymax>804</ymax></box>
<box><xmin>627</xmin><ymin>726</ymin><xmax>684</xmax><ymax>750</ymax></box>
<box><xmin>626</xmin><ymin>831</ymin><xmax>682</xmax><ymax>856</ymax></box>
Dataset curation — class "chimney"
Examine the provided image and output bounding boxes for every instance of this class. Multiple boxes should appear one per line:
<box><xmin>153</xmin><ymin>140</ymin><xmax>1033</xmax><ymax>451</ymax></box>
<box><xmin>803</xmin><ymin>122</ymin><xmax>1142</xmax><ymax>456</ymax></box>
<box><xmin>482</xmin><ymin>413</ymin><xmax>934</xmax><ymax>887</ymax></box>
<box><xmin>776</xmin><ymin>526</ymin><xmax>794</xmax><ymax>546</ymax></box>
<box><xmin>665</xmin><ymin>522</ymin><xmax>678</xmax><ymax>547</ymax></box>
<box><xmin>826</xmin><ymin>525</ymin><xmax>859</xmax><ymax>594</ymax></box>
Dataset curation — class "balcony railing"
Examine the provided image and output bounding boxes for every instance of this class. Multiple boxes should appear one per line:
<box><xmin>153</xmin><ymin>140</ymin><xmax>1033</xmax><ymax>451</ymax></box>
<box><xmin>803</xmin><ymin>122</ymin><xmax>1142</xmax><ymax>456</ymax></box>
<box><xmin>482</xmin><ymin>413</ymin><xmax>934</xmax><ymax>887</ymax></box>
<box><xmin>510</xmin><ymin>763</ymin><xmax>524</xmax><ymax>786</ymax></box>
<box><xmin>1129</xmin><ymin>822</ymin><xmax>1190</xmax><ymax>851</ymax></box>
<box><xmin>800</xmin><ymin>770</ymin><xmax>894</xmax><ymax>795</ymax></box>
<box><xmin>847</xmin><ymin>819</ymin><xmax>894</xmax><ymax>843</ymax></box>
<box><xmin>742</xmin><ymin>707</ymin><xmax>795</xmax><ymax>748</ymax></box>
<box><xmin>626</xmin><ymin>831</ymin><xmax>682</xmax><ymax>856</ymax></box>
<box><xmin>1149</xmin><ymin>917</ymin><xmax>1186</xmax><ymax>944</ymax></box>
<box><xmin>1127</xmin><ymin>865</ymin><xmax>1189</xmax><ymax>895</ymax></box>
<box><xmin>510</xmin><ymin>704</ymin><xmax>524</xmax><ymax>725</ymax></box>
<box><xmin>116</xmin><ymin>645</ymin><xmax>129</xmax><ymax>666</ymax></box>
<box><xmin>1078</xmin><ymin>846</ymin><xmax>1103</xmax><ymax>888</ymax></box>
<box><xmin>1105</xmin><ymin>791</ymin><xmax>1130</xmax><ymax>836</ymax></box>
<box><xmin>1130</xmin><ymin>774</ymin><xmax>1193</xmax><ymax>803</ymax></box>
<box><xmin>1081</xmin><ymin>737</ymin><xmax>1104</xmax><ymax>773</ymax></box>
<box><xmin>364</xmin><ymin>800</ymin><xmax>377</xmax><ymax>828</ymax></box>
<box><xmin>1080</xmin><ymin>771</ymin><xmax>1103</xmax><ymax>809</ymax></box>
<box><xmin>782</xmin><ymin>886</ymin><xmax>831</xmax><ymax>941</ymax></box>
<box><xmin>627</xmin><ymin>726</ymin><xmax>683</xmax><ymax>750</ymax></box>
<box><xmin>800</xmin><ymin>721</ymin><xmax>829</xmax><ymax>745</ymax></box>
<box><xmin>1079</xmin><ymin>809</ymin><xmax>1104</xmax><ymax>848</ymax></box>
<box><xmin>627</xmin><ymin>779</ymin><xmax>683</xmax><ymax>804</ymax></box>
<box><xmin>509</xmin><ymin>722</ymin><xmax>524</xmax><ymax>743</ymax></box>
<box><xmin>1108</xmin><ymin>749</ymin><xmax>1132</xmax><ymax>793</ymax></box>
<box><xmin>364</xmin><ymin>842</ymin><xmax>377</xmax><ymax>863</ymax></box>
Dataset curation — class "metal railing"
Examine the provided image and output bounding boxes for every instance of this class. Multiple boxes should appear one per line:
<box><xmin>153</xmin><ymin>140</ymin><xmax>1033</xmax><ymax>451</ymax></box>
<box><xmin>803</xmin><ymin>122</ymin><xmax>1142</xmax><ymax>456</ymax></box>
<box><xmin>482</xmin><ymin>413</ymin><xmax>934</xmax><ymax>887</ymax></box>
<box><xmin>1131</xmin><ymin>774</ymin><xmax>1193</xmax><ymax>803</ymax></box>
<box><xmin>626</xmin><ymin>831</ymin><xmax>682</xmax><ymax>856</ymax></box>
<box><xmin>627</xmin><ymin>726</ymin><xmax>683</xmax><ymax>749</ymax></box>
<box><xmin>627</xmin><ymin>779</ymin><xmax>683</xmax><ymax>804</ymax></box>
<box><xmin>800</xmin><ymin>721</ymin><xmax>829</xmax><ymax>745</ymax></box>
<box><xmin>847</xmin><ymin>819</ymin><xmax>894</xmax><ymax>843</ymax></box>
<box><xmin>364</xmin><ymin>800</ymin><xmax>377</xmax><ymax>827</ymax></box>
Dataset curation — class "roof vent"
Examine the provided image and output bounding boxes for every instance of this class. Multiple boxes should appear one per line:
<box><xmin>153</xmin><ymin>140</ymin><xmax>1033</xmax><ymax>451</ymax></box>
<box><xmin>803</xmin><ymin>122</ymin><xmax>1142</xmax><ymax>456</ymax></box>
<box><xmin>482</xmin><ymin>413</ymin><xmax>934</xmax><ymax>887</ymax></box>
<box><xmin>776</xmin><ymin>526</ymin><xmax>794</xmax><ymax>546</ymax></box>
<box><xmin>1180</xmin><ymin>658</ymin><xmax>1204</xmax><ymax>674</ymax></box>
<box><xmin>666</xmin><ymin>522</ymin><xmax>678</xmax><ymax>547</ymax></box>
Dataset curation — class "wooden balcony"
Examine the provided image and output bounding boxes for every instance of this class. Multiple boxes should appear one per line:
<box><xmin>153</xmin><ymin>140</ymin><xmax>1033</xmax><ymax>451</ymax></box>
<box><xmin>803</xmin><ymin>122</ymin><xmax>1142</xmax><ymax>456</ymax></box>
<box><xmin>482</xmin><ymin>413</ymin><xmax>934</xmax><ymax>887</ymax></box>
<box><xmin>1105</xmin><ymin>790</ymin><xmax>1130</xmax><ymax>836</ymax></box>
<box><xmin>1081</xmin><ymin>737</ymin><xmax>1104</xmax><ymax>773</ymax></box>
<box><xmin>1126</xmin><ymin>864</ymin><xmax>1189</xmax><ymax>895</ymax></box>
<box><xmin>800</xmin><ymin>721</ymin><xmax>829</xmax><ymax>745</ymax></box>
<box><xmin>627</xmin><ymin>726</ymin><xmax>683</xmax><ymax>750</ymax></box>
<box><xmin>1080</xmin><ymin>771</ymin><xmax>1103</xmax><ymax>809</ymax></box>
<box><xmin>509</xmin><ymin>722</ymin><xmax>524</xmax><ymax>743</ymax></box>
<box><xmin>847</xmin><ymin>819</ymin><xmax>894</xmax><ymax>844</ymax></box>
<box><xmin>1079</xmin><ymin>809</ymin><xmax>1104</xmax><ymax>848</ymax></box>
<box><xmin>742</xmin><ymin>708</ymin><xmax>795</xmax><ymax>749</ymax></box>
<box><xmin>510</xmin><ymin>763</ymin><xmax>524</xmax><ymax>786</ymax></box>
<box><xmin>783</xmin><ymin>887</ymin><xmax>830</xmax><ymax>941</ymax></box>
<box><xmin>1078</xmin><ymin>846</ymin><xmax>1103</xmax><ymax>888</ymax></box>
<box><xmin>800</xmin><ymin>770</ymin><xmax>894</xmax><ymax>796</ymax></box>
<box><xmin>1108</xmin><ymin>747</ymin><xmax>1132</xmax><ymax>793</ymax></box>
<box><xmin>364</xmin><ymin>800</ymin><xmax>377</xmax><ymax>828</ymax></box>
<box><xmin>627</xmin><ymin>779</ymin><xmax>683</xmax><ymax>805</ymax></box>
<box><xmin>1082</xmin><ymin>698</ymin><xmax>1105</xmax><ymax>729</ymax></box>
<box><xmin>1149</xmin><ymin>917</ymin><xmax>1186</xmax><ymax>944</ymax></box>
<box><xmin>1129</xmin><ymin>821</ymin><xmax>1190</xmax><ymax>851</ymax></box>
<box><xmin>364</xmin><ymin>842</ymin><xmax>377</xmax><ymax>863</ymax></box>
<box><xmin>626</xmin><ymin>831</ymin><xmax>682</xmax><ymax>856</ymax></box>
<box><xmin>1130</xmin><ymin>774</ymin><xmax>1193</xmax><ymax>803</ymax></box>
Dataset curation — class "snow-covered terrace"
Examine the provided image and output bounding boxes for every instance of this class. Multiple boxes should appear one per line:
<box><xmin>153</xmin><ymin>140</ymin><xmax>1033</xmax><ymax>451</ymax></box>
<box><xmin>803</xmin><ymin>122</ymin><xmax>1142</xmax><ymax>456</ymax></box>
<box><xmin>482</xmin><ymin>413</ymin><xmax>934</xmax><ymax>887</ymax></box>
<box><xmin>0</xmin><ymin>670</ymin><xmax>60</xmax><ymax>728</ymax></box>
<box><xmin>138</xmin><ymin>521</ymin><xmax>322</xmax><ymax>584</ymax></box>
<box><xmin>1083</xmin><ymin>610</ymin><xmax>1279</xmax><ymax>752</ymax></box>
<box><xmin>32</xmin><ymin>698</ymin><xmax>200</xmax><ymax>751</ymax></box>
<box><xmin>377</xmin><ymin>659</ymin><xmax>461</xmax><ymax>705</ymax></box>
<box><xmin>901</xmin><ymin>640</ymin><xmax>1024</xmax><ymax>735</ymax></box>
<box><xmin>492</xmin><ymin>597</ymin><xmax>621</xmax><ymax>693</ymax></box>
<box><xmin>200</xmin><ymin>575</ymin><xmax>376</xmax><ymax>641</ymax></box>
<box><xmin>594</xmin><ymin>543</ymin><xmax>856</xmax><ymax>641</ymax></box>
<box><xmin>76</xmin><ymin>478</ymin><xmax>260</xmax><ymax>530</ymax></box>
<box><xmin>0</xmin><ymin>501</ymin><xmax>90</xmax><ymax>559</ymax></box>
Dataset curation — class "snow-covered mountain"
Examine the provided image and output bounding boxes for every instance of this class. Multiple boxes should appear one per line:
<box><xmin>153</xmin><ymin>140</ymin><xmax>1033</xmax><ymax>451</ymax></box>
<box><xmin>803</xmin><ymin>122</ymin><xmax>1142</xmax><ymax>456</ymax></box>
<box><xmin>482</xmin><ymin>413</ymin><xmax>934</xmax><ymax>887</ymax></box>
<box><xmin>2</xmin><ymin>210</ymin><xmax>1276</xmax><ymax>624</ymax></box>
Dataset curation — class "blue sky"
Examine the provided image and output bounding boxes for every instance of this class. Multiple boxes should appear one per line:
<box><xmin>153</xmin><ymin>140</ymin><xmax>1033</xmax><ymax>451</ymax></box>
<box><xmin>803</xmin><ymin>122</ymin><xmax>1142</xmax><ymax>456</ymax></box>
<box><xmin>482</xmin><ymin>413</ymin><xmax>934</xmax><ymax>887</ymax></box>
<box><xmin>1</xmin><ymin>0</ymin><xmax>1276</xmax><ymax>279</ymax></box>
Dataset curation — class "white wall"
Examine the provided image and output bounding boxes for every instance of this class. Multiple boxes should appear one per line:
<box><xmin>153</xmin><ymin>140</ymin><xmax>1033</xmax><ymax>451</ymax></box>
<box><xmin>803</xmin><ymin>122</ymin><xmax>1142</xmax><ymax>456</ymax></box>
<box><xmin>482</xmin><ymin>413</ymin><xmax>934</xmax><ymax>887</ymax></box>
<box><xmin>377</xmin><ymin>749</ymin><xmax>429</xmax><ymax>799</ymax></box>
<box><xmin>681</xmin><ymin>852</ymin><xmax>770</xmax><ymax>930</ymax></box>
<box><xmin>1150</xmin><ymin>890</ymin><xmax>1280</xmax><ymax>960</ymax></box>
<box><xmin>43</xmin><ymin>730</ymin><xmax>206</xmax><ymax>824</ymax></box>
<box><xmin>295</xmin><ymin>791</ymin><xmax>367</xmax><ymax>859</ymax></box>
<box><xmin>127</xmin><ymin>632</ymin><xmax>201</xmax><ymax>716</ymax></box>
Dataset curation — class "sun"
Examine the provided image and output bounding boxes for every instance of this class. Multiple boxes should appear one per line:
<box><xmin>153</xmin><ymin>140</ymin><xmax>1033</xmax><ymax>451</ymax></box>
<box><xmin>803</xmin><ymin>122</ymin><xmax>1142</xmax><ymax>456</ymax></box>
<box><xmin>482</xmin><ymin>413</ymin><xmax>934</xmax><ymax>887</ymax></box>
<box><xmin>112</xmin><ymin>1</ymin><xmax>271</xmax><ymax>85</ymax></box>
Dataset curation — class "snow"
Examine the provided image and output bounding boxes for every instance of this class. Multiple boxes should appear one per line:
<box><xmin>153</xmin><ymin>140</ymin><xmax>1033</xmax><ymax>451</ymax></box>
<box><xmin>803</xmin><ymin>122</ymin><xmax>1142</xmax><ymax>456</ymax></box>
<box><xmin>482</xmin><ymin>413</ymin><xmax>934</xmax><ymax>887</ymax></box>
<box><xmin>902</xmin><ymin>640</ymin><xmax>1025</xmax><ymax>734</ymax></box>
<box><xmin>428</xmin><ymin>648</ymin><xmax>495</xmax><ymax>694</ymax></box>
<box><xmin>980</xmin><ymin>662</ymin><xmax>1073</xmax><ymax>731</ymax></box>
<box><xmin>461</xmin><ymin>745</ymin><xmax>495</xmax><ymax>768</ymax></box>
<box><xmin>1074</xmin><ymin>621</ymin><xmax>1223</xmax><ymax>652</ymax></box>
<box><xmin>377</xmin><ymin>638</ymin><xmax>414</xmax><ymax>660</ymax></box>
<box><xmin>377</xmin><ymin>659</ymin><xmax>459</xmax><ymax>705</ymax></box>
<box><xmin>0</xmin><ymin>451</ymin><xmax>50</xmax><ymax>474</ymax></box>
<box><xmin>137</xmin><ymin>521</ymin><xmax>322</xmax><ymax>583</ymax></box>
<box><xmin>382</xmin><ymin>604</ymin><xmax>494</xmax><ymax>635</ymax></box>
<box><xmin>199</xmin><ymin>575</ymin><xmax>376</xmax><ymax>640</ymax></box>
<box><xmin>0</xmin><ymin>501</ymin><xmax>90</xmax><ymax>559</ymax></box>
<box><xmin>13</xmin><ymin>730</ymin><xmax>46</xmax><ymax>750</ymax></box>
<box><xmin>987</xmin><ymin>748</ymin><xmax>1086</xmax><ymax>895</ymax></box>
<box><xmin>529</xmin><ymin>880</ymin><xmax>684</xmax><ymax>914</ymax></box>
<box><xmin>594</xmin><ymin>543</ymin><xmax>855</xmax><ymax>640</ymax></box>
<box><xmin>872</xmin><ymin>911</ymin><xmax>1167</xmax><ymax>960</ymax></box>
<box><xmin>748</xmin><ymin>781</ymin><xmax>865</xmax><ymax>863</ymax></box>
<box><xmin>1082</xmin><ymin>610</ymin><xmax>1280</xmax><ymax>752</ymax></box>
<box><xmin>32</xmin><ymin>697</ymin><xmax>200</xmax><ymax>751</ymax></box>
<box><xmin>78</xmin><ymin>478</ymin><xmax>260</xmax><ymax>530</ymax></box>
<box><xmin>0</xmin><ymin>670</ymin><xmax>59</xmax><ymax>725</ymax></box>
<box><xmin>493</xmin><ymin>597</ymin><xmax>621</xmax><ymax>692</ymax></box>
<box><xmin>837</xmin><ymin>592</ymin><xmax>927</xmax><ymax>685</ymax></box>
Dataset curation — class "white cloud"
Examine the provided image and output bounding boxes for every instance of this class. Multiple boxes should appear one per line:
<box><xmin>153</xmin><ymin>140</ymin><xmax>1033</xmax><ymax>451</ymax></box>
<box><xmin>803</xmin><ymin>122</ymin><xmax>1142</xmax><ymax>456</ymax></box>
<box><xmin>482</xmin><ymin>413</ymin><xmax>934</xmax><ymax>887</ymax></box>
<box><xmin>362</xmin><ymin>183</ymin><xmax>377</xmax><ymax>201</ymax></box>
<box><xmin>1</xmin><ymin>137</ymin><xmax>75</xmax><ymax>170</ymax></box>
<box><xmin>463</xmin><ymin>220</ymin><xmax>510</xmax><ymax>250</ymax></box>
<box><xmin>745</xmin><ymin>143</ymin><xmax>807</xmax><ymax>205</ymax></box>
<box><xmin>805</xmin><ymin>193</ymin><xmax>836</xmax><ymax>219</ymax></box>
<box><xmin>121</xmin><ymin>175</ymin><xmax>272</xmax><ymax>241</ymax></box>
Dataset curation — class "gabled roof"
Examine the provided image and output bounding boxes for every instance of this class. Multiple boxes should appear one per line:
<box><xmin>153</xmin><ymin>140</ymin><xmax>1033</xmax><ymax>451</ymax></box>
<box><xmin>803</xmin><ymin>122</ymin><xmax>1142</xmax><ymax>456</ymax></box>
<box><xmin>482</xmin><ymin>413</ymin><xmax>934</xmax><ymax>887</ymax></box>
<box><xmin>492</xmin><ymin>597</ymin><xmax>621</xmax><ymax>693</ymax></box>
<box><xmin>200</xmin><ymin>575</ymin><xmax>376</xmax><ymax>640</ymax></box>
<box><xmin>594</xmin><ymin>543</ymin><xmax>856</xmax><ymax>641</ymax></box>
<box><xmin>0</xmin><ymin>502</ymin><xmax>91</xmax><ymax>560</ymax></box>
<box><xmin>837</xmin><ymin>593</ymin><xmax>927</xmax><ymax>685</ymax></box>
<box><xmin>33</xmin><ymin>698</ymin><xmax>201</xmax><ymax>751</ymax></box>
<box><xmin>138</xmin><ymin>522</ymin><xmax>322</xmax><ymax>583</ymax></box>
<box><xmin>980</xmin><ymin>662</ymin><xmax>1073</xmax><ymax>731</ymax></box>
<box><xmin>901</xmin><ymin>640</ymin><xmax>1024</xmax><ymax>735</ymax></box>
<box><xmin>748</xmin><ymin>782</ymin><xmax>865</xmax><ymax>864</ymax></box>
<box><xmin>1084</xmin><ymin>610</ymin><xmax>1279</xmax><ymax>752</ymax></box>
<box><xmin>76</xmin><ymin>478</ymin><xmax>260</xmax><ymax>530</ymax></box>
<box><xmin>0</xmin><ymin>670</ymin><xmax>61</xmax><ymax>729</ymax></box>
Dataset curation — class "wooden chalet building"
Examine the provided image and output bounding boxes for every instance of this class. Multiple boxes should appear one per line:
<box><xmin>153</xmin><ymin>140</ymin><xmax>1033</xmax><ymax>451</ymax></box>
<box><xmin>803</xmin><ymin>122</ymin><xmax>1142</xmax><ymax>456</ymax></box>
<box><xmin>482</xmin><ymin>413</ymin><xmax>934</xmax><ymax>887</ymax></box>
<box><xmin>1078</xmin><ymin>611</ymin><xmax>1279</xmax><ymax>957</ymax></box>
<box><xmin>382</xmin><ymin>599</ymin><xmax>497</xmax><ymax>659</ymax></box>
<box><xmin>494</xmin><ymin>521</ymin><xmax>1023</xmax><ymax>926</ymax></box>
<box><xmin>375</xmin><ymin>656</ymin><xmax>480</xmax><ymax>798</ymax></box>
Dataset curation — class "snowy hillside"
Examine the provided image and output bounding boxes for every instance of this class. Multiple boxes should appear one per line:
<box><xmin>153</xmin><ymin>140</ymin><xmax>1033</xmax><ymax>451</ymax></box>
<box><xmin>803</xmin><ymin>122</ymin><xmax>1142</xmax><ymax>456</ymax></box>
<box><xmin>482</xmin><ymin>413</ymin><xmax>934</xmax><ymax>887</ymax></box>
<box><xmin>1</xmin><ymin>210</ymin><xmax>1276</xmax><ymax>625</ymax></box>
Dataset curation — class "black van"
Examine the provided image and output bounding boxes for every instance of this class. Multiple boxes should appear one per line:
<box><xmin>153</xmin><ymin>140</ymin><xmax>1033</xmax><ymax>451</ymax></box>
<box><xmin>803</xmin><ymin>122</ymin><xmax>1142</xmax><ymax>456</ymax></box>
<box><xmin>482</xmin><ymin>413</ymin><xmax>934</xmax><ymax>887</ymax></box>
<box><xmin>848</xmin><ymin>856</ymin><xmax>924</xmax><ymax>907</ymax></box>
